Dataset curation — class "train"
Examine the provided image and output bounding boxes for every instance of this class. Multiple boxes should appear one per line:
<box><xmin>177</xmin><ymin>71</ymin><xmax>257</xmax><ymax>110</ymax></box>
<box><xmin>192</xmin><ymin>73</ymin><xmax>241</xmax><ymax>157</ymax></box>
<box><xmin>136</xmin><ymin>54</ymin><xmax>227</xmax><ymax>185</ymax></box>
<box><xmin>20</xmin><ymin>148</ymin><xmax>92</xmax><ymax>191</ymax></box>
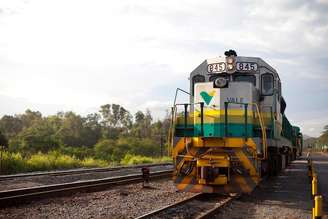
<box><xmin>169</xmin><ymin>50</ymin><xmax>303</xmax><ymax>193</ymax></box>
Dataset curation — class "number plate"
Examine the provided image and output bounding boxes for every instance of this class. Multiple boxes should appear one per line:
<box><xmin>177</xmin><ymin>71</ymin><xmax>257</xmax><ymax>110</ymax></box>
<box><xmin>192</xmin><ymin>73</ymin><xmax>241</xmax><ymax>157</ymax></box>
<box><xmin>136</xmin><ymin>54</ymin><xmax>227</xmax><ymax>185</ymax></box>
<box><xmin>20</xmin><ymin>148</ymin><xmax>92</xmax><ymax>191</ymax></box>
<box><xmin>207</xmin><ymin>62</ymin><xmax>226</xmax><ymax>73</ymax></box>
<box><xmin>236</xmin><ymin>62</ymin><xmax>257</xmax><ymax>71</ymax></box>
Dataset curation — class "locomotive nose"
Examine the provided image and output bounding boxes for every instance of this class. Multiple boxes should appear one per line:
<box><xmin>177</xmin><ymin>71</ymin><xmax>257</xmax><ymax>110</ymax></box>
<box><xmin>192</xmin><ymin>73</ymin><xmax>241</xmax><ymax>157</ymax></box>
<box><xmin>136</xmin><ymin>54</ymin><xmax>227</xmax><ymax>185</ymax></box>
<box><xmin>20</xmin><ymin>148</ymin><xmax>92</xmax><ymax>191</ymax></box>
<box><xmin>194</xmin><ymin>81</ymin><xmax>256</xmax><ymax>138</ymax></box>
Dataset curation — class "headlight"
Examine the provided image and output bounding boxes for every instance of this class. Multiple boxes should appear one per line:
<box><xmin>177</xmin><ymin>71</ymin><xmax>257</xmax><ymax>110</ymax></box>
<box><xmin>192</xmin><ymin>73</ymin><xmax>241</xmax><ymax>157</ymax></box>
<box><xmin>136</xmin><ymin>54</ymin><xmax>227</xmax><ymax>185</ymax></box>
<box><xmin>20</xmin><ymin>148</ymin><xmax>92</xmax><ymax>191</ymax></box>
<box><xmin>227</xmin><ymin>63</ymin><xmax>234</xmax><ymax>70</ymax></box>
<box><xmin>214</xmin><ymin>77</ymin><xmax>228</xmax><ymax>88</ymax></box>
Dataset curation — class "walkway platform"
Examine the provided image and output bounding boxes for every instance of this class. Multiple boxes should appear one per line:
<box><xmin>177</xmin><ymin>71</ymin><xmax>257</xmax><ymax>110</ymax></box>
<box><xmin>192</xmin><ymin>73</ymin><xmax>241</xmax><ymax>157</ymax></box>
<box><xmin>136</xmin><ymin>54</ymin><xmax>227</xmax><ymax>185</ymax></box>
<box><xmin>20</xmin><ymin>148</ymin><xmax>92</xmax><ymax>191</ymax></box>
<box><xmin>312</xmin><ymin>152</ymin><xmax>328</xmax><ymax>217</ymax></box>
<box><xmin>217</xmin><ymin>154</ymin><xmax>328</xmax><ymax>218</ymax></box>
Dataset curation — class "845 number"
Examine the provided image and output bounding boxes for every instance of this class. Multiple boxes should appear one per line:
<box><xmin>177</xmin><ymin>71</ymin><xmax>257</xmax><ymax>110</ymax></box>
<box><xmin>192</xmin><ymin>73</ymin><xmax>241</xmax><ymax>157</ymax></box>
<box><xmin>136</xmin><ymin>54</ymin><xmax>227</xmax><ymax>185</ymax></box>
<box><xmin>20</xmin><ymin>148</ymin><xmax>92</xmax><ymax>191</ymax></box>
<box><xmin>236</xmin><ymin>62</ymin><xmax>257</xmax><ymax>71</ymax></box>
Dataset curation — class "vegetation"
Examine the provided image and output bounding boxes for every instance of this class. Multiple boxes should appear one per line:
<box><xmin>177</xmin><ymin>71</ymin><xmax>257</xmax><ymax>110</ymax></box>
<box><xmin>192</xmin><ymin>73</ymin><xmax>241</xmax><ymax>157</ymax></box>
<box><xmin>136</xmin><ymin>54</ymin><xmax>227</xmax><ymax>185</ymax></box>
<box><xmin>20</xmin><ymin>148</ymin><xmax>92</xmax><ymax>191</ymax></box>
<box><xmin>0</xmin><ymin>104</ymin><xmax>172</xmax><ymax>174</ymax></box>
<box><xmin>303</xmin><ymin>125</ymin><xmax>328</xmax><ymax>152</ymax></box>
<box><xmin>0</xmin><ymin>151</ymin><xmax>108</xmax><ymax>174</ymax></box>
<box><xmin>316</xmin><ymin>125</ymin><xmax>328</xmax><ymax>150</ymax></box>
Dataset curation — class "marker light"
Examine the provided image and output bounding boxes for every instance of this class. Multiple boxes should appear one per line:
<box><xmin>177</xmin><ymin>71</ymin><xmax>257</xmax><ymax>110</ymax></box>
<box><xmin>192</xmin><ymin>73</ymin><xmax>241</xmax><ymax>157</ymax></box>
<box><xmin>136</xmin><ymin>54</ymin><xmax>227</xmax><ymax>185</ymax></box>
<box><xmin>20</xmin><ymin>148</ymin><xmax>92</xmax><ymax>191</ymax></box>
<box><xmin>227</xmin><ymin>57</ymin><xmax>234</xmax><ymax>64</ymax></box>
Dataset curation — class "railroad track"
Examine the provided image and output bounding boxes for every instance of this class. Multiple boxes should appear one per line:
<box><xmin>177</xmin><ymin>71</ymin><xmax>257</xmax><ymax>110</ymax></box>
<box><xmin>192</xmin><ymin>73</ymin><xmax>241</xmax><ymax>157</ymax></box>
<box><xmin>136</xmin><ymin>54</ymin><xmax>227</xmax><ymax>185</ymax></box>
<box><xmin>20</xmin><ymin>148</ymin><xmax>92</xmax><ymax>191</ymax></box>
<box><xmin>0</xmin><ymin>170</ymin><xmax>172</xmax><ymax>208</ymax></box>
<box><xmin>0</xmin><ymin>163</ymin><xmax>172</xmax><ymax>180</ymax></box>
<box><xmin>136</xmin><ymin>193</ymin><xmax>235</xmax><ymax>219</ymax></box>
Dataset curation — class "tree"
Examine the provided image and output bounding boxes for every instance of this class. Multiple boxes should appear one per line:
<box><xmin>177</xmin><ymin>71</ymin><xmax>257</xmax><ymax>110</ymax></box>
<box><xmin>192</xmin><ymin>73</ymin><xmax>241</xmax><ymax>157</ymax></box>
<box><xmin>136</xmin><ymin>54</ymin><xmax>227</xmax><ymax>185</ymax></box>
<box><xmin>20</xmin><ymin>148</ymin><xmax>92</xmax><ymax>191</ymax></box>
<box><xmin>19</xmin><ymin>109</ymin><xmax>42</xmax><ymax>129</ymax></box>
<box><xmin>99</xmin><ymin>104</ymin><xmax>133</xmax><ymax>139</ymax></box>
<box><xmin>0</xmin><ymin>115</ymin><xmax>23</xmax><ymax>138</ymax></box>
<box><xmin>17</xmin><ymin>119</ymin><xmax>59</xmax><ymax>154</ymax></box>
<box><xmin>318</xmin><ymin>125</ymin><xmax>328</xmax><ymax>147</ymax></box>
<box><xmin>135</xmin><ymin>111</ymin><xmax>145</xmax><ymax>124</ymax></box>
<box><xmin>144</xmin><ymin>109</ymin><xmax>153</xmax><ymax>138</ymax></box>
<box><xmin>131</xmin><ymin>109</ymin><xmax>153</xmax><ymax>138</ymax></box>
<box><xmin>82</xmin><ymin>113</ymin><xmax>102</xmax><ymax>147</ymax></box>
<box><xmin>323</xmin><ymin>125</ymin><xmax>328</xmax><ymax>135</ymax></box>
<box><xmin>0</xmin><ymin>131</ymin><xmax>8</xmax><ymax>148</ymax></box>
<box><xmin>55</xmin><ymin>112</ymin><xmax>85</xmax><ymax>147</ymax></box>
<box><xmin>0</xmin><ymin>103</ymin><xmax>171</xmax><ymax>160</ymax></box>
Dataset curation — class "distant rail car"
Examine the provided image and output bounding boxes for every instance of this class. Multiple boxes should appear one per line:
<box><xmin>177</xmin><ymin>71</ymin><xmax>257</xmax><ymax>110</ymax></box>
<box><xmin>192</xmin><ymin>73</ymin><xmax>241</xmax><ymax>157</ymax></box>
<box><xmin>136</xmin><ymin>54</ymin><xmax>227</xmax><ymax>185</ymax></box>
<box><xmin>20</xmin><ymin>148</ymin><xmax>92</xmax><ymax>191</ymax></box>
<box><xmin>169</xmin><ymin>50</ymin><xmax>303</xmax><ymax>193</ymax></box>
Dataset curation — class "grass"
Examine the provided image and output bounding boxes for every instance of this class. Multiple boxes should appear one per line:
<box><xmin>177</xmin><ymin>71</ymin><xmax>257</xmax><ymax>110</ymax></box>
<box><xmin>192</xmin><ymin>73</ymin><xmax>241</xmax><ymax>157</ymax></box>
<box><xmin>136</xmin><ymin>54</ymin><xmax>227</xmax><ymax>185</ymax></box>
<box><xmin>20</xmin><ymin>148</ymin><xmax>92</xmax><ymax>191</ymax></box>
<box><xmin>120</xmin><ymin>154</ymin><xmax>172</xmax><ymax>165</ymax></box>
<box><xmin>0</xmin><ymin>151</ymin><xmax>109</xmax><ymax>174</ymax></box>
<box><xmin>0</xmin><ymin>151</ymin><xmax>172</xmax><ymax>174</ymax></box>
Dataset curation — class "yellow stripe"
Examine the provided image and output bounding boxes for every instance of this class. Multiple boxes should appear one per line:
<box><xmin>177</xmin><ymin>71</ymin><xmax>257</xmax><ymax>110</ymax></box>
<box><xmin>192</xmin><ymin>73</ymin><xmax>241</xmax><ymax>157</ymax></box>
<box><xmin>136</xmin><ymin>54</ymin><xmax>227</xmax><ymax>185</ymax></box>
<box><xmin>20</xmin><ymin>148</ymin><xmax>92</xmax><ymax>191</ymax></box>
<box><xmin>176</xmin><ymin>108</ymin><xmax>274</xmax><ymax>124</ymax></box>
<box><xmin>172</xmin><ymin>138</ymin><xmax>187</xmax><ymax>157</ymax></box>
<box><xmin>235</xmin><ymin>150</ymin><xmax>257</xmax><ymax>176</ymax></box>
<box><xmin>192</xmin><ymin>137</ymin><xmax>257</xmax><ymax>150</ymax></box>
<box><xmin>235</xmin><ymin>176</ymin><xmax>252</xmax><ymax>193</ymax></box>
<box><xmin>176</xmin><ymin>177</ymin><xmax>192</xmax><ymax>191</ymax></box>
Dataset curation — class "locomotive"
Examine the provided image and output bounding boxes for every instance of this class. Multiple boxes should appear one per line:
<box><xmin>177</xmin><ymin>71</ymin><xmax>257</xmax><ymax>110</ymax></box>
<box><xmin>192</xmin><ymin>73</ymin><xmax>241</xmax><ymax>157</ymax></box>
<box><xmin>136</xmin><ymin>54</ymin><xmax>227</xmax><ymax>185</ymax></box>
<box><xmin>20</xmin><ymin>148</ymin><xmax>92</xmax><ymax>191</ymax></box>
<box><xmin>169</xmin><ymin>50</ymin><xmax>303</xmax><ymax>193</ymax></box>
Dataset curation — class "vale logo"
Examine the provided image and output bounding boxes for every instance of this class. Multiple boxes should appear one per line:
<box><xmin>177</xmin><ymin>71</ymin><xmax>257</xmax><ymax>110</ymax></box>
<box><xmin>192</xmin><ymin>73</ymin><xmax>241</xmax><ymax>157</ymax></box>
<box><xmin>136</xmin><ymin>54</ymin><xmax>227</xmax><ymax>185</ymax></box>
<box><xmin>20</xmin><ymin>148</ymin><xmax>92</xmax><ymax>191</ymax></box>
<box><xmin>200</xmin><ymin>90</ymin><xmax>216</xmax><ymax>105</ymax></box>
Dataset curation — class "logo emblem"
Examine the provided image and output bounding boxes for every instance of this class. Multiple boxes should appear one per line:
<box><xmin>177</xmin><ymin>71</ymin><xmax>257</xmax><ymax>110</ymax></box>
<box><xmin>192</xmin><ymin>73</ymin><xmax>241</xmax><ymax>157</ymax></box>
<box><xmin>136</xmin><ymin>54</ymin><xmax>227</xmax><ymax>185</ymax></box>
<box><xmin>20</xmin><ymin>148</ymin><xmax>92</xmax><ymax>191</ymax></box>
<box><xmin>200</xmin><ymin>90</ymin><xmax>216</xmax><ymax>105</ymax></box>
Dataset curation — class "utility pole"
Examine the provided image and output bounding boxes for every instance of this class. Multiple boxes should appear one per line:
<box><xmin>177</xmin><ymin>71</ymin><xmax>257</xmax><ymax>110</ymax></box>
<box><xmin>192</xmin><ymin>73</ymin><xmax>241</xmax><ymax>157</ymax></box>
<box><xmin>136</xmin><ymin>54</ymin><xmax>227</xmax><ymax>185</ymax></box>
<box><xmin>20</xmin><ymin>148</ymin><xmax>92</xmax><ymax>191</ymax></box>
<box><xmin>0</xmin><ymin>145</ymin><xmax>3</xmax><ymax>175</ymax></box>
<box><xmin>160</xmin><ymin>135</ymin><xmax>163</xmax><ymax>158</ymax></box>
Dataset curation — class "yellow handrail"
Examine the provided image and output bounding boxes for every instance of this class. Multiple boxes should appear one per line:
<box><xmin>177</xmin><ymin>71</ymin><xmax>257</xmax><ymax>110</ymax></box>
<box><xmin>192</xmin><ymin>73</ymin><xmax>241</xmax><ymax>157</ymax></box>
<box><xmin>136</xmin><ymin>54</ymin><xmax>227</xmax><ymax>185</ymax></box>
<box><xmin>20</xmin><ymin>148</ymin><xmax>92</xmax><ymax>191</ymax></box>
<box><xmin>250</xmin><ymin>102</ymin><xmax>268</xmax><ymax>160</ymax></box>
<box><xmin>168</xmin><ymin>106</ymin><xmax>177</xmax><ymax>157</ymax></box>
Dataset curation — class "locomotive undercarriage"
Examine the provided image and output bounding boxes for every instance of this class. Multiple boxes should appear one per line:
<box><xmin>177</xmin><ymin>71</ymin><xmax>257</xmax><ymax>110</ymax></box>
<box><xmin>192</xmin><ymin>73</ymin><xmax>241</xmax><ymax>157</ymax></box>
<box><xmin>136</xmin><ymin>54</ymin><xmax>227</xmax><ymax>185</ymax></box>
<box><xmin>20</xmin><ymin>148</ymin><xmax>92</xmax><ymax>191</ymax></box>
<box><xmin>173</xmin><ymin>136</ymin><xmax>297</xmax><ymax>194</ymax></box>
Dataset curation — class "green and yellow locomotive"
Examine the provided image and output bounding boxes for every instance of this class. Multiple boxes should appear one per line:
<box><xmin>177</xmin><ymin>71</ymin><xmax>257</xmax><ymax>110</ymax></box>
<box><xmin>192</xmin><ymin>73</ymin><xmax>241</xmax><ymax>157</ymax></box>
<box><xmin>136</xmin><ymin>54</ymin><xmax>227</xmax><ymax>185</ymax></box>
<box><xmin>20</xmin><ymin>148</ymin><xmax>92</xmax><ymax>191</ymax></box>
<box><xmin>169</xmin><ymin>50</ymin><xmax>303</xmax><ymax>194</ymax></box>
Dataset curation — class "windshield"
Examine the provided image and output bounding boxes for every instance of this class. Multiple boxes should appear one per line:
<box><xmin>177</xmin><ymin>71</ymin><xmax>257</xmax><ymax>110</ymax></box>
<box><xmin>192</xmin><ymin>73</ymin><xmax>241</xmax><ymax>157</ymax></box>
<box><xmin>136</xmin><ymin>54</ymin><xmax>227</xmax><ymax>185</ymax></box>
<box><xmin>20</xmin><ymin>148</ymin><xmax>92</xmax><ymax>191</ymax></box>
<box><xmin>233</xmin><ymin>74</ymin><xmax>256</xmax><ymax>86</ymax></box>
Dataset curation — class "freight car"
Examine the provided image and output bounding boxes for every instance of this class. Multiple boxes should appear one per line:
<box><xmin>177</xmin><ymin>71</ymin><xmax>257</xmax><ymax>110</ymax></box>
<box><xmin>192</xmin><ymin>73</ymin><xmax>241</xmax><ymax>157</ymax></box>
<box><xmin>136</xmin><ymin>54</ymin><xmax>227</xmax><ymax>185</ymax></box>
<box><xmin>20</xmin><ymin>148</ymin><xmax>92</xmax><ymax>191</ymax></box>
<box><xmin>169</xmin><ymin>50</ymin><xmax>303</xmax><ymax>193</ymax></box>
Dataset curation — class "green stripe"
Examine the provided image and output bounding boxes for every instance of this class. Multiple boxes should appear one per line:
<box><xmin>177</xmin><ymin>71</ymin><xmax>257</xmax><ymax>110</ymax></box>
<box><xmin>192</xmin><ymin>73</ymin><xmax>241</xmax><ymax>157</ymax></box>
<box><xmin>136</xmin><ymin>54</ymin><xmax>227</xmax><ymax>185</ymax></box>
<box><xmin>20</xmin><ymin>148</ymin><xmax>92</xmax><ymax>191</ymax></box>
<box><xmin>175</xmin><ymin>123</ymin><xmax>274</xmax><ymax>138</ymax></box>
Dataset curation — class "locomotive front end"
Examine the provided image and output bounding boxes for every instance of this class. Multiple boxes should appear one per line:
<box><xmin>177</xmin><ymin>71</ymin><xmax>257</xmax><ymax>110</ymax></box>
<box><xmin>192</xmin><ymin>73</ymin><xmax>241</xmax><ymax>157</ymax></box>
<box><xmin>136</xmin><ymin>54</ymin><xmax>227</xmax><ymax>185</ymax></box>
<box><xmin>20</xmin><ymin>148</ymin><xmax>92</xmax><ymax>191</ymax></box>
<box><xmin>171</xmin><ymin>50</ymin><xmax>272</xmax><ymax>193</ymax></box>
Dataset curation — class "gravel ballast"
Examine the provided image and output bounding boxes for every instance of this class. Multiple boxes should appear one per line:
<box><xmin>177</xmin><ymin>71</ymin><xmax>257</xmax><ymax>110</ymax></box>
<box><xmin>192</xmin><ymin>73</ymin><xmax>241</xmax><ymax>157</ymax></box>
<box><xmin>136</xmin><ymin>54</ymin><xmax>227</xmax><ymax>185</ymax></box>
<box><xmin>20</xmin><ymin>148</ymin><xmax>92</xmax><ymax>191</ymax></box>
<box><xmin>0</xmin><ymin>179</ymin><xmax>195</xmax><ymax>219</ymax></box>
<box><xmin>0</xmin><ymin>165</ymin><xmax>172</xmax><ymax>191</ymax></box>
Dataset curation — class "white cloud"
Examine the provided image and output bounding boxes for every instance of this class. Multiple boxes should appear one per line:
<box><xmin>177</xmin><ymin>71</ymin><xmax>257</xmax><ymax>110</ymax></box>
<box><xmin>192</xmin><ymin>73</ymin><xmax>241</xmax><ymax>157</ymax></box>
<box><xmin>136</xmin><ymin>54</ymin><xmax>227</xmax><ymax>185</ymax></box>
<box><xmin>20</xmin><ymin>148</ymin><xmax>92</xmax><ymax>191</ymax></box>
<box><xmin>0</xmin><ymin>0</ymin><xmax>327</xmax><ymax>136</ymax></box>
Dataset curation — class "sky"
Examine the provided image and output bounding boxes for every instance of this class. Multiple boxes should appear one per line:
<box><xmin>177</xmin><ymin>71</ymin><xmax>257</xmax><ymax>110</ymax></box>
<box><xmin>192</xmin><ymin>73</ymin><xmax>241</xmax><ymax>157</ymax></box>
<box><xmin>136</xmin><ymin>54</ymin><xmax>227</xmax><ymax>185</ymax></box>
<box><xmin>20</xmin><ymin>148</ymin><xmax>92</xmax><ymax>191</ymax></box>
<box><xmin>0</xmin><ymin>0</ymin><xmax>327</xmax><ymax>137</ymax></box>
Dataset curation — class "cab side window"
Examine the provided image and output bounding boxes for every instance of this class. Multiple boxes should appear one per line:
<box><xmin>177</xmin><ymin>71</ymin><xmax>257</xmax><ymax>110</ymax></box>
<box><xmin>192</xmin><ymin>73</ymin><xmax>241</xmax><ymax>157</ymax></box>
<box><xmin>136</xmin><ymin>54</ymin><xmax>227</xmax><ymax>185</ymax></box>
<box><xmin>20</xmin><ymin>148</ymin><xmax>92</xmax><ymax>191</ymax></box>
<box><xmin>261</xmin><ymin>73</ymin><xmax>274</xmax><ymax>96</ymax></box>
<box><xmin>192</xmin><ymin>75</ymin><xmax>205</xmax><ymax>95</ymax></box>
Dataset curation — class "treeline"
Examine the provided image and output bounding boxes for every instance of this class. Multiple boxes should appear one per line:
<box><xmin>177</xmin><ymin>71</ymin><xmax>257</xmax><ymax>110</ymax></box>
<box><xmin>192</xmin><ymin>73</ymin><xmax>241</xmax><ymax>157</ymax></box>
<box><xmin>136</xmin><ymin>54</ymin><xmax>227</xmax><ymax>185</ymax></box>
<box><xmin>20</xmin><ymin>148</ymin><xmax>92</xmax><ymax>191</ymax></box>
<box><xmin>316</xmin><ymin>125</ymin><xmax>328</xmax><ymax>148</ymax></box>
<box><xmin>0</xmin><ymin>104</ymin><xmax>171</xmax><ymax>163</ymax></box>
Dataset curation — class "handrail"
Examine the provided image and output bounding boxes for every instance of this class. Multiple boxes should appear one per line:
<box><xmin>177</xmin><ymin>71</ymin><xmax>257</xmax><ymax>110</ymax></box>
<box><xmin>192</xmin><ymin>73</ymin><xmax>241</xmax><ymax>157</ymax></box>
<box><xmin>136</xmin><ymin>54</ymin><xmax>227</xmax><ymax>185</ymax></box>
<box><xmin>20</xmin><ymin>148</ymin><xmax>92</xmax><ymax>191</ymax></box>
<box><xmin>223</xmin><ymin>101</ymin><xmax>268</xmax><ymax>160</ymax></box>
<box><xmin>173</xmin><ymin>88</ymin><xmax>192</xmax><ymax>106</ymax></box>
<box><xmin>223</xmin><ymin>102</ymin><xmax>249</xmax><ymax>139</ymax></box>
<box><xmin>261</xmin><ymin>105</ymin><xmax>274</xmax><ymax>139</ymax></box>
<box><xmin>250</xmin><ymin>102</ymin><xmax>268</xmax><ymax>160</ymax></box>
<box><xmin>168</xmin><ymin>106</ymin><xmax>177</xmax><ymax>156</ymax></box>
<box><xmin>170</xmin><ymin>101</ymin><xmax>268</xmax><ymax>160</ymax></box>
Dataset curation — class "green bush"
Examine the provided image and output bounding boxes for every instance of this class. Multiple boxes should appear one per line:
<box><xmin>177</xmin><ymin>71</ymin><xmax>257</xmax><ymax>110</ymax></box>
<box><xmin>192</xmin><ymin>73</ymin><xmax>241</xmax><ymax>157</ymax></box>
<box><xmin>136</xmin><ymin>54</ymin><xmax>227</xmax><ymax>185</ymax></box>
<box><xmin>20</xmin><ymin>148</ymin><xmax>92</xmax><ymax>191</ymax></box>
<box><xmin>0</xmin><ymin>151</ymin><xmax>111</xmax><ymax>174</ymax></box>
<box><xmin>0</xmin><ymin>151</ymin><xmax>26</xmax><ymax>174</ymax></box>
<box><xmin>81</xmin><ymin>157</ymin><xmax>108</xmax><ymax>168</ymax></box>
<box><xmin>153</xmin><ymin>156</ymin><xmax>172</xmax><ymax>163</ymax></box>
<box><xmin>120</xmin><ymin>154</ymin><xmax>153</xmax><ymax>165</ymax></box>
<box><xmin>26</xmin><ymin>152</ymin><xmax>54</xmax><ymax>171</ymax></box>
<box><xmin>0</xmin><ymin>149</ymin><xmax>171</xmax><ymax>174</ymax></box>
<box><xmin>120</xmin><ymin>154</ymin><xmax>172</xmax><ymax>165</ymax></box>
<box><xmin>53</xmin><ymin>154</ymin><xmax>80</xmax><ymax>169</ymax></box>
<box><xmin>94</xmin><ymin>139</ymin><xmax>116</xmax><ymax>161</ymax></box>
<box><xmin>59</xmin><ymin>146</ymin><xmax>94</xmax><ymax>159</ymax></box>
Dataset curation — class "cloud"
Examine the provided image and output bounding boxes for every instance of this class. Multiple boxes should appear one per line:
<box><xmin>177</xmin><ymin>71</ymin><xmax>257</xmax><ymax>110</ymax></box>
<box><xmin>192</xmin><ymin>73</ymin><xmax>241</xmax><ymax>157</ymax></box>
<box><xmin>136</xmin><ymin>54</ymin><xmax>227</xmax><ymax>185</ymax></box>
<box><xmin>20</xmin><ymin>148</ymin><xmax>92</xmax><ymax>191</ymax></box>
<box><xmin>0</xmin><ymin>0</ymin><xmax>327</xmax><ymax>136</ymax></box>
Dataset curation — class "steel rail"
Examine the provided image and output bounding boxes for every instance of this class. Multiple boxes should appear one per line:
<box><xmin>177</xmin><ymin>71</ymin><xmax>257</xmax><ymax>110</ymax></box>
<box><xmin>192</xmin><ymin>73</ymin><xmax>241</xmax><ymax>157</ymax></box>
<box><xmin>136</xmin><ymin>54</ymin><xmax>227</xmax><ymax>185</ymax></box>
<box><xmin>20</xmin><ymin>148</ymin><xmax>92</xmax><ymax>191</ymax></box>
<box><xmin>0</xmin><ymin>162</ymin><xmax>172</xmax><ymax>180</ymax></box>
<box><xmin>0</xmin><ymin>170</ymin><xmax>172</xmax><ymax>208</ymax></box>
<box><xmin>136</xmin><ymin>193</ymin><xmax>235</xmax><ymax>219</ymax></box>
<box><xmin>195</xmin><ymin>196</ymin><xmax>234</xmax><ymax>219</ymax></box>
<box><xmin>135</xmin><ymin>193</ymin><xmax>203</xmax><ymax>219</ymax></box>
